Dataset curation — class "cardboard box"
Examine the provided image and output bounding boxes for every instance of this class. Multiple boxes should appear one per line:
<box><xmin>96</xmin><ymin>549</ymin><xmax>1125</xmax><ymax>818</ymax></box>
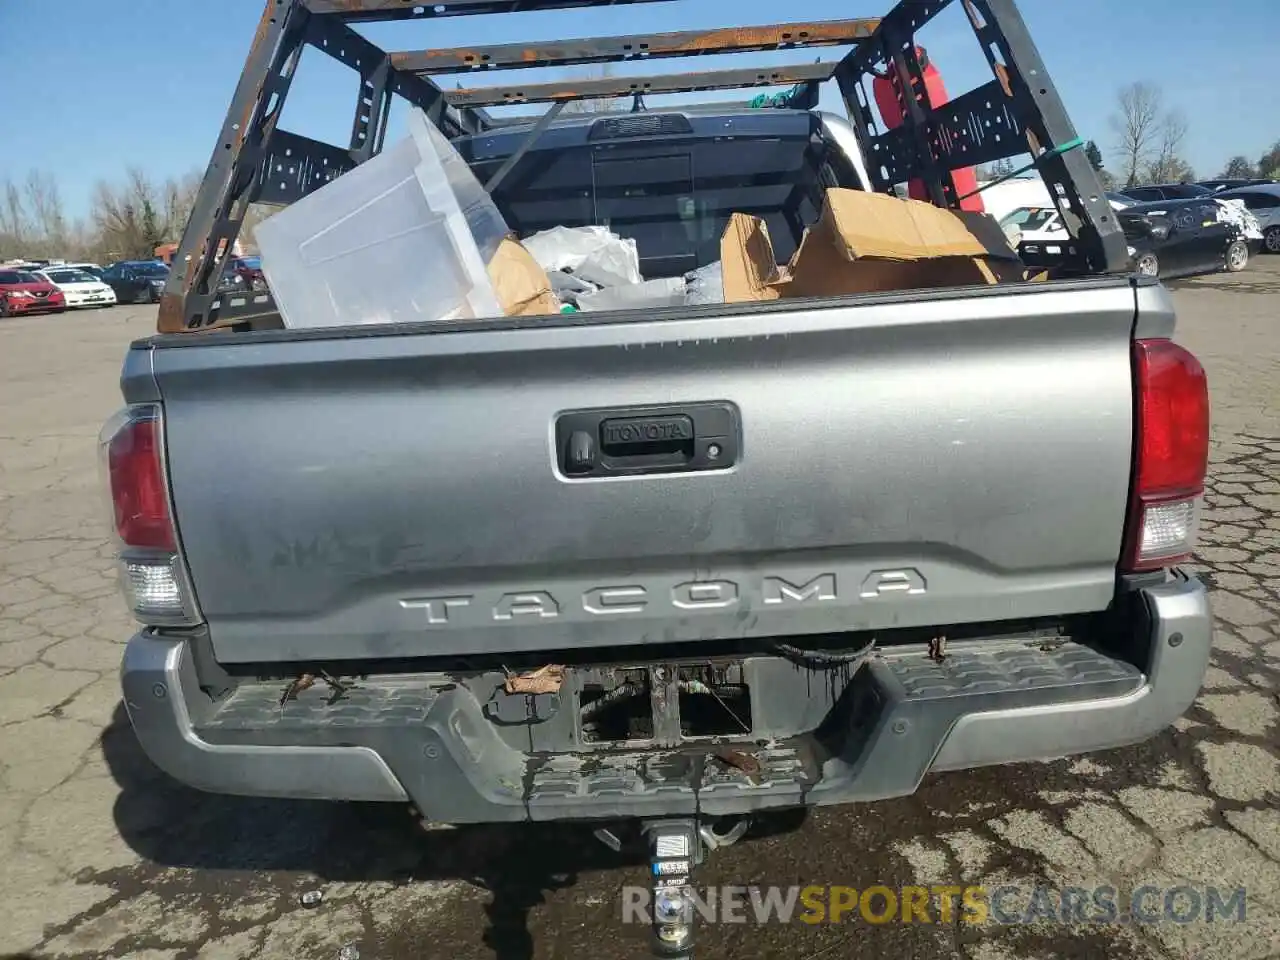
<box><xmin>720</xmin><ymin>213</ymin><xmax>787</xmax><ymax>303</ymax></box>
<box><xmin>721</xmin><ymin>188</ymin><xmax>1028</xmax><ymax>303</ymax></box>
<box><xmin>486</xmin><ymin>237</ymin><xmax>561</xmax><ymax>317</ymax></box>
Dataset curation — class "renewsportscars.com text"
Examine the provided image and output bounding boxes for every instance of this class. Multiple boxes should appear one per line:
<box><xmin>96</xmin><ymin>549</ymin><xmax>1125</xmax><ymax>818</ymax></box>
<box><xmin>622</xmin><ymin>884</ymin><xmax>1248</xmax><ymax>926</ymax></box>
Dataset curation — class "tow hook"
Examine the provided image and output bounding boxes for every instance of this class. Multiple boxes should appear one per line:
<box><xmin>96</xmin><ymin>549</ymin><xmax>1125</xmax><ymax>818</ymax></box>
<box><xmin>699</xmin><ymin>816</ymin><xmax>751</xmax><ymax>851</ymax></box>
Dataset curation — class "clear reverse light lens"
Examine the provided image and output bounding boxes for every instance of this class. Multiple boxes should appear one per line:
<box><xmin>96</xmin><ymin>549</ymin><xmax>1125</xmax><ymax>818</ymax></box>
<box><xmin>121</xmin><ymin>558</ymin><xmax>185</xmax><ymax>620</ymax></box>
<box><xmin>1140</xmin><ymin>499</ymin><xmax>1197</xmax><ymax>560</ymax></box>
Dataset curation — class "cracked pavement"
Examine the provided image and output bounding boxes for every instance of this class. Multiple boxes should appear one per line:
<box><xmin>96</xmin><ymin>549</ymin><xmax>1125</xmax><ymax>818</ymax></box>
<box><xmin>1</xmin><ymin>263</ymin><xmax>1277</xmax><ymax>960</ymax></box>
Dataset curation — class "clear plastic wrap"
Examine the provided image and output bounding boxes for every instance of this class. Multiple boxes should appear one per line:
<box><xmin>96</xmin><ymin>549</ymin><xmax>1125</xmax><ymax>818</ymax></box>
<box><xmin>683</xmin><ymin>260</ymin><xmax>725</xmax><ymax>305</ymax></box>
<box><xmin>522</xmin><ymin>225</ymin><xmax>643</xmax><ymax>288</ymax></box>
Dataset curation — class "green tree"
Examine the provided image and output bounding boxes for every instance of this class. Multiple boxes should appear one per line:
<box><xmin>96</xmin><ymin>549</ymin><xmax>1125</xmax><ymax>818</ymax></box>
<box><xmin>1259</xmin><ymin>140</ymin><xmax>1280</xmax><ymax>178</ymax></box>
<box><xmin>1083</xmin><ymin>140</ymin><xmax>1116</xmax><ymax>189</ymax></box>
<box><xmin>1144</xmin><ymin>111</ymin><xmax>1192</xmax><ymax>183</ymax></box>
<box><xmin>1220</xmin><ymin>155</ymin><xmax>1257</xmax><ymax>179</ymax></box>
<box><xmin>1085</xmin><ymin>140</ymin><xmax>1105</xmax><ymax>171</ymax></box>
<box><xmin>139</xmin><ymin>196</ymin><xmax>165</xmax><ymax>257</ymax></box>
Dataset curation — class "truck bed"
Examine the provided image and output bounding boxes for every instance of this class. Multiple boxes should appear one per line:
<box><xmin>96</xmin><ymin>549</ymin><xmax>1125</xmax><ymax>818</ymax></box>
<box><xmin>129</xmin><ymin>276</ymin><xmax>1155</xmax><ymax>665</ymax></box>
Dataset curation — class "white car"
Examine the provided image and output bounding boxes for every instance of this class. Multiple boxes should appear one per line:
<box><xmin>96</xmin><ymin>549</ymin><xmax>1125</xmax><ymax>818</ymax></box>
<box><xmin>999</xmin><ymin>206</ymin><xmax>1069</xmax><ymax>244</ymax></box>
<box><xmin>38</xmin><ymin>266</ymin><xmax>118</xmax><ymax>308</ymax></box>
<box><xmin>56</xmin><ymin>261</ymin><xmax>106</xmax><ymax>277</ymax></box>
<box><xmin>998</xmin><ymin>193</ymin><xmax>1135</xmax><ymax>244</ymax></box>
<box><xmin>1215</xmin><ymin>183</ymin><xmax>1280</xmax><ymax>254</ymax></box>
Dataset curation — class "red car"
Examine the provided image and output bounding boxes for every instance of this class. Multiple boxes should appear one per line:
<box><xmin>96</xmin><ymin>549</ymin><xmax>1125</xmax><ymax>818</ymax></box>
<box><xmin>229</xmin><ymin>256</ymin><xmax>266</xmax><ymax>290</ymax></box>
<box><xmin>0</xmin><ymin>269</ymin><xmax>66</xmax><ymax>317</ymax></box>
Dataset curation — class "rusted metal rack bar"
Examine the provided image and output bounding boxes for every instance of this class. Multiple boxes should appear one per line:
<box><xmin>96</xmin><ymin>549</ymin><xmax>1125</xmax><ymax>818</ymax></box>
<box><xmin>446</xmin><ymin>62</ymin><xmax>838</xmax><ymax>107</ymax></box>
<box><xmin>304</xmin><ymin>0</ymin><xmax>675</xmax><ymax>22</ymax></box>
<box><xmin>160</xmin><ymin>0</ymin><xmax>493</xmax><ymax>331</ymax></box>
<box><xmin>391</xmin><ymin>20</ymin><xmax>880</xmax><ymax>74</ymax></box>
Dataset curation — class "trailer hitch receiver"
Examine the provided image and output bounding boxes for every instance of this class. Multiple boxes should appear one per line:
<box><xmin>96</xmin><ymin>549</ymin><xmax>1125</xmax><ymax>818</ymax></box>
<box><xmin>644</xmin><ymin>818</ymin><xmax>704</xmax><ymax>958</ymax></box>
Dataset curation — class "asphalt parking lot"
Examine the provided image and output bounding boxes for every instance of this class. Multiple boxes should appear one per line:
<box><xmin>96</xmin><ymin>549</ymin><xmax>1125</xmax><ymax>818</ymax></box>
<box><xmin>1</xmin><ymin>264</ymin><xmax>1277</xmax><ymax>960</ymax></box>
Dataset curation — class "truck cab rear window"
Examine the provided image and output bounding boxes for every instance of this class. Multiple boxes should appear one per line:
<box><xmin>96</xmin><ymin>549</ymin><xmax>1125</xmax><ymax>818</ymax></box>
<box><xmin>475</xmin><ymin>133</ymin><xmax>834</xmax><ymax>277</ymax></box>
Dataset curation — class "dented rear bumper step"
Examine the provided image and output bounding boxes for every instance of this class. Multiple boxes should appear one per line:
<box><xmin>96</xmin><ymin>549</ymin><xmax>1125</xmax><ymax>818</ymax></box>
<box><xmin>120</xmin><ymin>573</ymin><xmax>1210</xmax><ymax>822</ymax></box>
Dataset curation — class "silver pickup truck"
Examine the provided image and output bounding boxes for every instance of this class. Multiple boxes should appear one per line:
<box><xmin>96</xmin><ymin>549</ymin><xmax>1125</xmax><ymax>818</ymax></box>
<box><xmin>107</xmin><ymin>0</ymin><xmax>1212</xmax><ymax>954</ymax></box>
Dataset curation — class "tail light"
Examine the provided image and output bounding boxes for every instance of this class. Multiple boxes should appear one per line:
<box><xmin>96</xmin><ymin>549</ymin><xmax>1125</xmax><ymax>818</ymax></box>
<box><xmin>1121</xmin><ymin>339</ymin><xmax>1209</xmax><ymax>572</ymax></box>
<box><xmin>98</xmin><ymin>405</ymin><xmax>201</xmax><ymax>626</ymax></box>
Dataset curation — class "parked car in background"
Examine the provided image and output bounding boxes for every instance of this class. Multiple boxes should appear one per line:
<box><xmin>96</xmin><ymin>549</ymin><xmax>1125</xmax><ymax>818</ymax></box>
<box><xmin>57</xmin><ymin>261</ymin><xmax>107</xmax><ymax>279</ymax></box>
<box><xmin>1197</xmin><ymin>178</ymin><xmax>1277</xmax><ymax>193</ymax></box>
<box><xmin>216</xmin><ymin>265</ymin><xmax>250</xmax><ymax>294</ymax></box>
<box><xmin>38</xmin><ymin>266</ymin><xmax>118</xmax><ymax>308</ymax></box>
<box><xmin>1119</xmin><ymin>198</ymin><xmax>1253</xmax><ymax>278</ymax></box>
<box><xmin>999</xmin><ymin>205</ymin><xmax>1063</xmax><ymax>243</ymax></box>
<box><xmin>103</xmin><ymin>260</ymin><xmax>170</xmax><ymax>303</ymax></box>
<box><xmin>229</xmin><ymin>255</ymin><xmax>266</xmax><ymax>290</ymax></box>
<box><xmin>101</xmin><ymin>260</ymin><xmax>246</xmax><ymax>305</ymax></box>
<box><xmin>1215</xmin><ymin>183</ymin><xmax>1280</xmax><ymax>254</ymax></box>
<box><xmin>0</xmin><ymin>269</ymin><xmax>67</xmax><ymax>317</ymax></box>
<box><xmin>968</xmin><ymin>175</ymin><xmax>1052</xmax><ymax>221</ymax></box>
<box><xmin>1121</xmin><ymin>183</ymin><xmax>1214</xmax><ymax>203</ymax></box>
<box><xmin>999</xmin><ymin>193</ymin><xmax>1135</xmax><ymax>244</ymax></box>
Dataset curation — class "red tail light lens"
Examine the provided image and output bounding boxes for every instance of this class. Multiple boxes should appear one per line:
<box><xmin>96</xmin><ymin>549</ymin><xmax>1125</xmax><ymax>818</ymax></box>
<box><xmin>1122</xmin><ymin>339</ymin><xmax>1209</xmax><ymax>572</ymax></box>
<box><xmin>100</xmin><ymin>405</ymin><xmax>199</xmax><ymax>626</ymax></box>
<box><xmin>1134</xmin><ymin>340</ymin><xmax>1210</xmax><ymax>497</ymax></box>
<box><xmin>107</xmin><ymin>416</ymin><xmax>176</xmax><ymax>551</ymax></box>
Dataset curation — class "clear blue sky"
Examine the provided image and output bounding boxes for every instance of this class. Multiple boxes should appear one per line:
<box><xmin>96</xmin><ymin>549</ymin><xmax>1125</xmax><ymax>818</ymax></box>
<box><xmin>1</xmin><ymin>0</ymin><xmax>1277</xmax><ymax>218</ymax></box>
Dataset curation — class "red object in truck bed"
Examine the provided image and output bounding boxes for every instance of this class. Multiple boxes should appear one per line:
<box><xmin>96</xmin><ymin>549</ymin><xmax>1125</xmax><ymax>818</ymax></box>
<box><xmin>872</xmin><ymin>47</ymin><xmax>985</xmax><ymax>213</ymax></box>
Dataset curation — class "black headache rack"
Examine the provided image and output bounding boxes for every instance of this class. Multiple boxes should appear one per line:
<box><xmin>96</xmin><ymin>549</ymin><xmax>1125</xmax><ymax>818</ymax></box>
<box><xmin>160</xmin><ymin>0</ymin><xmax>1129</xmax><ymax>333</ymax></box>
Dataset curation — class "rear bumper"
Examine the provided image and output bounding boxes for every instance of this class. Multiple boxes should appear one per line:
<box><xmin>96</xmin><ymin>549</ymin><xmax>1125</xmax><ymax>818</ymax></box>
<box><xmin>65</xmin><ymin>292</ymin><xmax>117</xmax><ymax>307</ymax></box>
<box><xmin>121</xmin><ymin>573</ymin><xmax>1211</xmax><ymax>822</ymax></box>
<box><xmin>4</xmin><ymin>297</ymin><xmax>64</xmax><ymax>313</ymax></box>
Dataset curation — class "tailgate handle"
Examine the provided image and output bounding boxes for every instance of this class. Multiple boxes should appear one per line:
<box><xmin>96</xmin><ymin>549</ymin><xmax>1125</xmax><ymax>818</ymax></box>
<box><xmin>556</xmin><ymin>403</ymin><xmax>739</xmax><ymax>479</ymax></box>
<box><xmin>600</xmin><ymin>415</ymin><xmax>695</xmax><ymax>460</ymax></box>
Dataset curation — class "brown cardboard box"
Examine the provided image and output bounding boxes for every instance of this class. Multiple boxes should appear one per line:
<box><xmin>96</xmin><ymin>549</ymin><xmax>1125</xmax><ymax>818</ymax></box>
<box><xmin>720</xmin><ymin>213</ymin><xmax>787</xmax><ymax>302</ymax></box>
<box><xmin>487</xmin><ymin>237</ymin><xmax>561</xmax><ymax>317</ymax></box>
<box><xmin>721</xmin><ymin>188</ymin><xmax>1028</xmax><ymax>303</ymax></box>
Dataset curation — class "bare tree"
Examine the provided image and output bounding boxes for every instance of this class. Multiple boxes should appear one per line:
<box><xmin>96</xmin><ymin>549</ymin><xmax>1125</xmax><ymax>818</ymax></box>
<box><xmin>0</xmin><ymin>172</ymin><xmax>100</xmax><ymax>260</ymax></box>
<box><xmin>1110</xmin><ymin>82</ymin><xmax>1163</xmax><ymax>187</ymax></box>
<box><xmin>0</xmin><ymin>178</ymin><xmax>30</xmax><ymax>256</ymax></box>
<box><xmin>162</xmin><ymin>170</ymin><xmax>202</xmax><ymax>238</ymax></box>
<box><xmin>1145</xmin><ymin>110</ymin><xmax>1191</xmax><ymax>183</ymax></box>
<box><xmin>89</xmin><ymin>167</ymin><xmax>202</xmax><ymax>261</ymax></box>
<box><xmin>976</xmin><ymin>158</ymin><xmax>1016</xmax><ymax>180</ymax></box>
<box><xmin>0</xmin><ymin>165</ymin><xmax>246</xmax><ymax>263</ymax></box>
<box><xmin>92</xmin><ymin>168</ymin><xmax>163</xmax><ymax>261</ymax></box>
<box><xmin>24</xmin><ymin>171</ymin><xmax>69</xmax><ymax>252</ymax></box>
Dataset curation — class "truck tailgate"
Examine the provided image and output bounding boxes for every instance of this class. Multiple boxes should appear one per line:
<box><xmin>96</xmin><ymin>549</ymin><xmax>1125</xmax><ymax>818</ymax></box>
<box><xmin>140</xmin><ymin>281</ymin><xmax>1140</xmax><ymax>664</ymax></box>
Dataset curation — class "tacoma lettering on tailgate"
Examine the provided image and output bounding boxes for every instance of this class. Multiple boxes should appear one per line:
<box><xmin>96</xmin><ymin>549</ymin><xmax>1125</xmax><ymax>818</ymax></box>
<box><xmin>399</xmin><ymin>569</ymin><xmax>926</xmax><ymax>625</ymax></box>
